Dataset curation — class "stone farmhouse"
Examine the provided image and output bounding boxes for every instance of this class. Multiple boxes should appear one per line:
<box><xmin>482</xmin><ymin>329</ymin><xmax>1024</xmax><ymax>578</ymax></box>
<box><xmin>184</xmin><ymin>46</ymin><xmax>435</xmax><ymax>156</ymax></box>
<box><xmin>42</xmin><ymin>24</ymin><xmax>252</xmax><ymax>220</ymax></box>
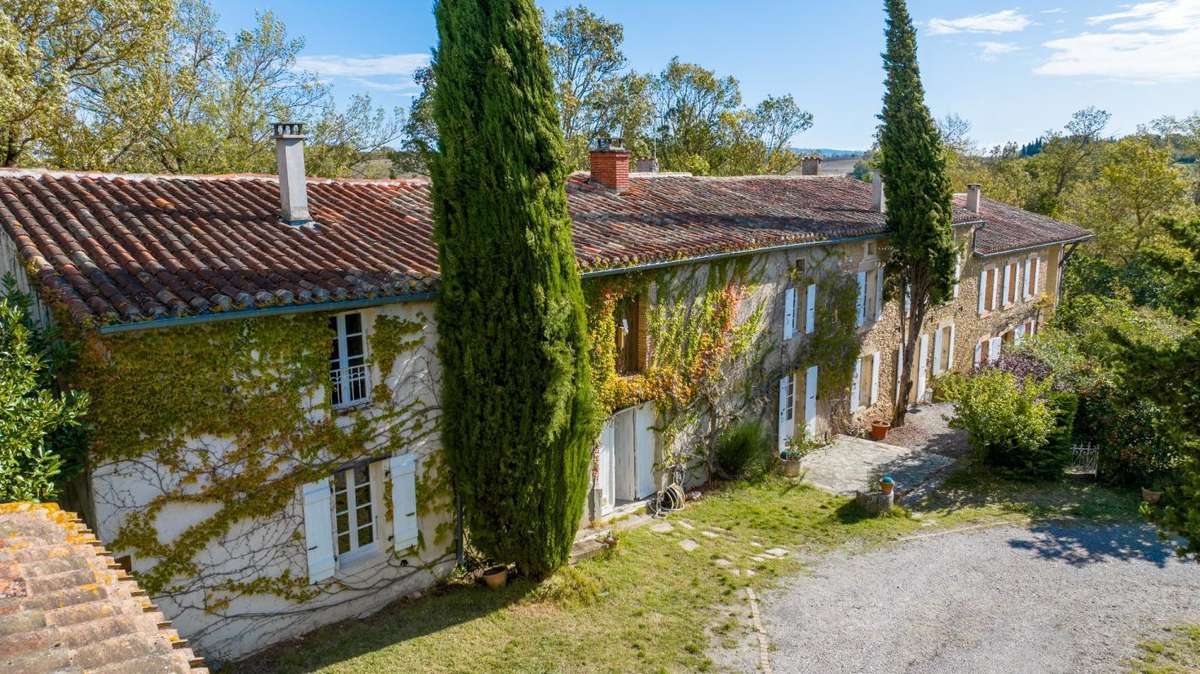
<box><xmin>0</xmin><ymin>126</ymin><xmax>1090</xmax><ymax>660</ymax></box>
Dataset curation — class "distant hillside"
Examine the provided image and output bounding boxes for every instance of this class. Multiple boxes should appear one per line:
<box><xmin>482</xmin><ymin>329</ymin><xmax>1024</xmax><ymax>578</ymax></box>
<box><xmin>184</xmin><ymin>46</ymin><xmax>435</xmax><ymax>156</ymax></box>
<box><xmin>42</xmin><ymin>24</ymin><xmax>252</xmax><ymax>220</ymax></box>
<box><xmin>792</xmin><ymin>148</ymin><xmax>865</xmax><ymax>159</ymax></box>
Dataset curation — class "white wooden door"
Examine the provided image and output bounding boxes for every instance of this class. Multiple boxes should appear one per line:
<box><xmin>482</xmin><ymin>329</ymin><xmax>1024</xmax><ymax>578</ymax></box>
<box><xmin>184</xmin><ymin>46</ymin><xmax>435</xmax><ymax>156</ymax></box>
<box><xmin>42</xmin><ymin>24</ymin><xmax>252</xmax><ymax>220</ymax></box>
<box><xmin>778</xmin><ymin>374</ymin><xmax>795</xmax><ymax>454</ymax></box>
<box><xmin>613</xmin><ymin>408</ymin><xmax>636</xmax><ymax>503</ymax></box>
<box><xmin>597</xmin><ymin>418</ymin><xmax>616</xmax><ymax>516</ymax></box>
<box><xmin>634</xmin><ymin>402</ymin><xmax>657</xmax><ymax>499</ymax></box>
<box><xmin>804</xmin><ymin>365</ymin><xmax>818</xmax><ymax>439</ymax></box>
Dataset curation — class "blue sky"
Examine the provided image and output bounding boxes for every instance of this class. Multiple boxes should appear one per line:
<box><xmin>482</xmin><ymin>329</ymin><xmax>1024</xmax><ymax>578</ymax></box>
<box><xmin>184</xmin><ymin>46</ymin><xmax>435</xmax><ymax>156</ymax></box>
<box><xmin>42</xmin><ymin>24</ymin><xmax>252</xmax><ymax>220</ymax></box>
<box><xmin>209</xmin><ymin>0</ymin><xmax>1200</xmax><ymax>151</ymax></box>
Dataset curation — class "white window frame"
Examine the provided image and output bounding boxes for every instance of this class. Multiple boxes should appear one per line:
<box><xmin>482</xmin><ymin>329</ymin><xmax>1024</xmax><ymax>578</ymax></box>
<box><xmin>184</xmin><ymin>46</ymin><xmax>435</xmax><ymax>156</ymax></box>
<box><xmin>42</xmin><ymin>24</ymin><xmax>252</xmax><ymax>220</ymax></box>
<box><xmin>330</xmin><ymin>312</ymin><xmax>371</xmax><ymax>408</ymax></box>
<box><xmin>332</xmin><ymin>462</ymin><xmax>381</xmax><ymax>566</ymax></box>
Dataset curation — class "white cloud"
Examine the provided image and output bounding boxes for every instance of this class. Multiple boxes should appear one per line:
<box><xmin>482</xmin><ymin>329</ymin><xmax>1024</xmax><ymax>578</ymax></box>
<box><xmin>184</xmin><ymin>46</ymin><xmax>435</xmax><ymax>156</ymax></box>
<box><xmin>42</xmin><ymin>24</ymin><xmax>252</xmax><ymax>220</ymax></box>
<box><xmin>978</xmin><ymin>41</ymin><xmax>1023</xmax><ymax>59</ymax></box>
<box><xmin>295</xmin><ymin>53</ymin><xmax>430</xmax><ymax>78</ymax></box>
<box><xmin>928</xmin><ymin>10</ymin><xmax>1032</xmax><ymax>35</ymax></box>
<box><xmin>1036</xmin><ymin>0</ymin><xmax>1200</xmax><ymax>82</ymax></box>
<box><xmin>1087</xmin><ymin>0</ymin><xmax>1200</xmax><ymax>31</ymax></box>
<box><xmin>1041</xmin><ymin>8</ymin><xmax>1067</xmax><ymax>14</ymax></box>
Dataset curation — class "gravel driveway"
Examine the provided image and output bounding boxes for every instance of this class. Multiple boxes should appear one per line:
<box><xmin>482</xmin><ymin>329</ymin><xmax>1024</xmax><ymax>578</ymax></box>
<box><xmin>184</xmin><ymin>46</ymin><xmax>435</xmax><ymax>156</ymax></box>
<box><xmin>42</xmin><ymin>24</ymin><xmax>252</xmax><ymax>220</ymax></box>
<box><xmin>731</xmin><ymin>522</ymin><xmax>1199</xmax><ymax>673</ymax></box>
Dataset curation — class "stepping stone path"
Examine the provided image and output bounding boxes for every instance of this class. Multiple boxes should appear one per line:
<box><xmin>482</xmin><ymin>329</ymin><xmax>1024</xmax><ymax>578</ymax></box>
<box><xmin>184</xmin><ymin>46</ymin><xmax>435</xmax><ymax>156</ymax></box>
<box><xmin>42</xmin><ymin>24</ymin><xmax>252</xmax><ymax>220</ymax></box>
<box><xmin>679</xmin><ymin>539</ymin><xmax>700</xmax><ymax>552</ymax></box>
<box><xmin>650</xmin><ymin>521</ymin><xmax>673</xmax><ymax>534</ymax></box>
<box><xmin>701</xmin><ymin>530</ymin><xmax>720</xmax><ymax>539</ymax></box>
<box><xmin>713</xmin><ymin>558</ymin><xmax>733</xmax><ymax>568</ymax></box>
<box><xmin>764</xmin><ymin>548</ymin><xmax>790</xmax><ymax>558</ymax></box>
<box><xmin>677</xmin><ymin>520</ymin><xmax>696</xmax><ymax>530</ymax></box>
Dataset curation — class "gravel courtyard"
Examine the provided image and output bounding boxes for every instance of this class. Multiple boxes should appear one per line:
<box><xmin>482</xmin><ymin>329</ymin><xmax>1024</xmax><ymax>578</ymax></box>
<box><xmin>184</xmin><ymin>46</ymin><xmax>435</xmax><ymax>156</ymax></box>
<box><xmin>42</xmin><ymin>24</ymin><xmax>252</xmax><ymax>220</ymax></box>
<box><xmin>735</xmin><ymin>521</ymin><xmax>1198</xmax><ymax>673</ymax></box>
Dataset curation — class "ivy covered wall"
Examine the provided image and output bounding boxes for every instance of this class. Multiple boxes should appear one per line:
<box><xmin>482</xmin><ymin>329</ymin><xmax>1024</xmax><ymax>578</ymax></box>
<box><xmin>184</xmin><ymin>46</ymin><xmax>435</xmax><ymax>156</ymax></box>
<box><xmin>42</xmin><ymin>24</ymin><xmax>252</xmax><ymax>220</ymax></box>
<box><xmin>82</xmin><ymin>302</ymin><xmax>455</xmax><ymax>660</ymax></box>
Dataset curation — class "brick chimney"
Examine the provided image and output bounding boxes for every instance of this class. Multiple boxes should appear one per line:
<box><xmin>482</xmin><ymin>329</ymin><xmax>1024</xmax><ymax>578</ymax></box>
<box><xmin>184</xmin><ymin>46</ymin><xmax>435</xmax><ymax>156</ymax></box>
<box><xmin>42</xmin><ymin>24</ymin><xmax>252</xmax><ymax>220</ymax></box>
<box><xmin>274</xmin><ymin>122</ymin><xmax>311</xmax><ymax>225</ymax></box>
<box><xmin>800</xmin><ymin>156</ymin><xmax>822</xmax><ymax>176</ymax></box>
<box><xmin>966</xmin><ymin>183</ymin><xmax>982</xmax><ymax>214</ymax></box>
<box><xmin>871</xmin><ymin>172</ymin><xmax>886</xmax><ymax>214</ymax></box>
<box><xmin>589</xmin><ymin>137</ymin><xmax>631</xmax><ymax>192</ymax></box>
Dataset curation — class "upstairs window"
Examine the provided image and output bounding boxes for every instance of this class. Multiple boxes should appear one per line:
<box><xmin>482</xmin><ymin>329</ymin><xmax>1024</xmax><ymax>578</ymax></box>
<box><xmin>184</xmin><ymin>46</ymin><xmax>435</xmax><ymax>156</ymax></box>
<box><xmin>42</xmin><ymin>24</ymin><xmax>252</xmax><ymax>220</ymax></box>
<box><xmin>330</xmin><ymin>313</ymin><xmax>370</xmax><ymax>408</ymax></box>
<box><xmin>614</xmin><ymin>294</ymin><xmax>645</xmax><ymax>376</ymax></box>
<box><xmin>978</xmin><ymin>267</ymin><xmax>999</xmax><ymax>315</ymax></box>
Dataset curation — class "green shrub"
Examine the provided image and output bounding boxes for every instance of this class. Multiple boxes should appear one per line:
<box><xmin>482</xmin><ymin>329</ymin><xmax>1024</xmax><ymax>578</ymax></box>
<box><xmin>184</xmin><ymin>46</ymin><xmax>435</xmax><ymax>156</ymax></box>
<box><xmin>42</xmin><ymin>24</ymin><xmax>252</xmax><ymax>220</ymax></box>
<box><xmin>714</xmin><ymin>421</ymin><xmax>771</xmax><ymax>479</ymax></box>
<box><xmin>950</xmin><ymin>369</ymin><xmax>1056</xmax><ymax>480</ymax></box>
<box><xmin>1038</xmin><ymin>390</ymin><xmax>1079</xmax><ymax>481</ymax></box>
<box><xmin>932</xmin><ymin>372</ymin><xmax>969</xmax><ymax>402</ymax></box>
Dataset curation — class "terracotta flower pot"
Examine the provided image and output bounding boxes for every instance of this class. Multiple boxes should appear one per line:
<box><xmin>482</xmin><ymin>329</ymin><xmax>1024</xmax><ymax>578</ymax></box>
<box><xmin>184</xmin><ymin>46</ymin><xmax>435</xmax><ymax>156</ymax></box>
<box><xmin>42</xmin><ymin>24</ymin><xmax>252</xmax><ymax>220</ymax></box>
<box><xmin>880</xmin><ymin>481</ymin><xmax>894</xmax><ymax>495</ymax></box>
<box><xmin>1142</xmin><ymin>487</ymin><xmax>1163</xmax><ymax>505</ymax></box>
<box><xmin>870</xmin><ymin>421</ymin><xmax>891</xmax><ymax>441</ymax></box>
<box><xmin>482</xmin><ymin>565</ymin><xmax>508</xmax><ymax>590</ymax></box>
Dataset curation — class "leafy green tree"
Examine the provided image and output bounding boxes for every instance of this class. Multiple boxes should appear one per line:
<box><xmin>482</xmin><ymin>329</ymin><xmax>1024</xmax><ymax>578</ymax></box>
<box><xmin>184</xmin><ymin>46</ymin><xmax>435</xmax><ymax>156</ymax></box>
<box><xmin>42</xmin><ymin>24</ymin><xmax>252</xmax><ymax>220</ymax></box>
<box><xmin>877</xmin><ymin>0</ymin><xmax>957</xmax><ymax>426</ymax></box>
<box><xmin>0</xmin><ymin>281</ymin><xmax>87</xmax><ymax>502</ymax></box>
<box><xmin>0</xmin><ymin>0</ymin><xmax>172</xmax><ymax>167</ymax></box>
<box><xmin>1026</xmin><ymin>107</ymin><xmax>1110</xmax><ymax>216</ymax></box>
<box><xmin>1066</xmin><ymin>136</ymin><xmax>1191</xmax><ymax>263</ymax></box>
<box><xmin>430</xmin><ymin>0</ymin><xmax>597</xmax><ymax>576</ymax></box>
<box><xmin>1143</xmin><ymin>218</ymin><xmax>1200</xmax><ymax>318</ymax></box>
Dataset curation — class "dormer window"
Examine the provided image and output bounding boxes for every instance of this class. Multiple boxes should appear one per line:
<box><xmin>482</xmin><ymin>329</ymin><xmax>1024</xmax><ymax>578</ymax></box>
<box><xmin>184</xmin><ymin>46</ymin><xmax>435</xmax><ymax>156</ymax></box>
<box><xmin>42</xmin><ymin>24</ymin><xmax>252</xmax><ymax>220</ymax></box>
<box><xmin>614</xmin><ymin>294</ymin><xmax>645</xmax><ymax>376</ymax></box>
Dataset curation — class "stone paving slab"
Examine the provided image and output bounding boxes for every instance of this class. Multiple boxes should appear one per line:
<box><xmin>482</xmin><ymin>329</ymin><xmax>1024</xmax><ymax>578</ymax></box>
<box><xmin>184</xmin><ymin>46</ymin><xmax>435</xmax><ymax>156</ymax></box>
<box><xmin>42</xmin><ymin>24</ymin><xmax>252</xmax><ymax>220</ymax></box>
<box><xmin>800</xmin><ymin>435</ymin><xmax>955</xmax><ymax>495</ymax></box>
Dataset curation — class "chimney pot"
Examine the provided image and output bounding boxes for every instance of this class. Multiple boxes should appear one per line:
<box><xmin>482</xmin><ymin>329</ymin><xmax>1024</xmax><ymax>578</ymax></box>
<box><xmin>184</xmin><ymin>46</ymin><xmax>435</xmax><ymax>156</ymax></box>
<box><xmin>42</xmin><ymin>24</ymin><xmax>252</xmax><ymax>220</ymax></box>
<box><xmin>589</xmin><ymin>137</ymin><xmax>631</xmax><ymax>192</ymax></box>
<box><xmin>274</xmin><ymin>122</ymin><xmax>311</xmax><ymax>225</ymax></box>
<box><xmin>800</xmin><ymin>156</ymin><xmax>822</xmax><ymax>176</ymax></box>
<box><xmin>966</xmin><ymin>183</ymin><xmax>982</xmax><ymax>214</ymax></box>
<box><xmin>871</xmin><ymin>172</ymin><xmax>886</xmax><ymax>214</ymax></box>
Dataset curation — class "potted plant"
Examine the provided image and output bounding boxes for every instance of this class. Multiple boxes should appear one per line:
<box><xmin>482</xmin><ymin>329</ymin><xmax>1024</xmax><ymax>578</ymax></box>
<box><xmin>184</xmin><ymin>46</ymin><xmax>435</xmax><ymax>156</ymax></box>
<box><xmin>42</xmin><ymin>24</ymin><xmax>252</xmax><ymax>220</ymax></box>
<box><xmin>870</xmin><ymin>420</ymin><xmax>891</xmax><ymax>441</ymax></box>
<box><xmin>879</xmin><ymin>475</ymin><xmax>895</xmax><ymax>495</ymax></box>
<box><xmin>780</xmin><ymin>449</ymin><xmax>802</xmax><ymax>477</ymax></box>
<box><xmin>482</xmin><ymin>564</ymin><xmax>509</xmax><ymax>589</ymax></box>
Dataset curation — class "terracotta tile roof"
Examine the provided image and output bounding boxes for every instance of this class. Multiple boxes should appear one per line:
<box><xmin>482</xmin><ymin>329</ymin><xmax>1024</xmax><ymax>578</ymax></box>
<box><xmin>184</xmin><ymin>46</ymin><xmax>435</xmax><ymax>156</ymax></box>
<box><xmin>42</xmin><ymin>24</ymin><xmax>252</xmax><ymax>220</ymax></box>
<box><xmin>0</xmin><ymin>168</ymin><xmax>1086</xmax><ymax>328</ymax></box>
<box><xmin>954</xmin><ymin>194</ymin><xmax>1093</xmax><ymax>256</ymax></box>
<box><xmin>0</xmin><ymin>502</ymin><xmax>207</xmax><ymax>674</ymax></box>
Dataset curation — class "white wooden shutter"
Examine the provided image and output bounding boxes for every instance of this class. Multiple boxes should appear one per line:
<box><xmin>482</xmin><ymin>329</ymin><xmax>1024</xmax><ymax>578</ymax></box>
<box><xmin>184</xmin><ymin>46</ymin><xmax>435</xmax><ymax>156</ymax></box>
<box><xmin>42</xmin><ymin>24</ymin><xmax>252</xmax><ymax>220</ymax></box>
<box><xmin>851</xmin><ymin>358</ymin><xmax>862</xmax><ymax>410</ymax></box>
<box><xmin>947</xmin><ymin>324</ymin><xmax>957</xmax><ymax>371</ymax></box>
<box><xmin>989</xmin><ymin>336</ymin><xmax>1002</xmax><ymax>364</ymax></box>
<box><xmin>917</xmin><ymin>334</ymin><xmax>930</xmax><ymax>400</ymax></box>
<box><xmin>895</xmin><ymin>347</ymin><xmax>905</xmax><ymax>401</ymax></box>
<box><xmin>1023</xmin><ymin>258</ymin><xmax>1032</xmax><ymax>300</ymax></box>
<box><xmin>977</xmin><ymin>270</ymin><xmax>987</xmax><ymax>315</ymax></box>
<box><xmin>874</xmin><ymin>269</ymin><xmax>884</xmax><ymax>320</ymax></box>
<box><xmin>1031</xmin><ymin>256</ymin><xmax>1040</xmax><ymax>296</ymax></box>
<box><xmin>804</xmin><ymin>366</ymin><xmax>818</xmax><ymax>438</ymax></box>
<box><xmin>903</xmin><ymin>284</ymin><xmax>911</xmax><ymax>317</ymax></box>
<box><xmin>993</xmin><ymin>269</ymin><xmax>1002</xmax><ymax>310</ymax></box>
<box><xmin>778</xmin><ymin>375</ymin><xmax>793</xmax><ymax>453</ymax></box>
<box><xmin>1015</xmin><ymin>323</ymin><xmax>1026</xmax><ymax>345</ymax></box>
<box><xmin>1002</xmin><ymin>263</ymin><xmax>1012</xmax><ymax>306</ymax></box>
<box><xmin>805</xmin><ymin>284</ymin><xmax>816</xmax><ymax>334</ymax></box>
<box><xmin>302</xmin><ymin>478</ymin><xmax>336</xmax><ymax>583</ymax></box>
<box><xmin>390</xmin><ymin>454</ymin><xmax>419</xmax><ymax>552</ymax></box>
<box><xmin>953</xmin><ymin>253</ymin><xmax>962</xmax><ymax>298</ymax></box>
<box><xmin>783</xmin><ymin>287</ymin><xmax>796</xmax><ymax>340</ymax></box>
<box><xmin>932</xmin><ymin>327</ymin><xmax>944</xmax><ymax>375</ymax></box>
<box><xmin>634</xmin><ymin>403</ymin><xmax>657</xmax><ymax>499</ymax></box>
<box><xmin>974</xmin><ymin>341</ymin><xmax>983</xmax><ymax>368</ymax></box>
<box><xmin>869</xmin><ymin>352</ymin><xmax>880</xmax><ymax>405</ymax></box>
<box><xmin>855</xmin><ymin>272</ymin><xmax>866</xmax><ymax>327</ymax></box>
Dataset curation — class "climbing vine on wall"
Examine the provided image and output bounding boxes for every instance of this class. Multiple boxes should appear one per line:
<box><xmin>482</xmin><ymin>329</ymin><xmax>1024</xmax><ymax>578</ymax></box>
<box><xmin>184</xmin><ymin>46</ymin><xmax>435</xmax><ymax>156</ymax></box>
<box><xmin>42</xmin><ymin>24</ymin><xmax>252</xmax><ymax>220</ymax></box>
<box><xmin>71</xmin><ymin>310</ymin><xmax>453</xmax><ymax>654</ymax></box>
<box><xmin>584</xmin><ymin>257</ymin><xmax>768</xmax><ymax>478</ymax></box>
<box><xmin>790</xmin><ymin>271</ymin><xmax>862</xmax><ymax>417</ymax></box>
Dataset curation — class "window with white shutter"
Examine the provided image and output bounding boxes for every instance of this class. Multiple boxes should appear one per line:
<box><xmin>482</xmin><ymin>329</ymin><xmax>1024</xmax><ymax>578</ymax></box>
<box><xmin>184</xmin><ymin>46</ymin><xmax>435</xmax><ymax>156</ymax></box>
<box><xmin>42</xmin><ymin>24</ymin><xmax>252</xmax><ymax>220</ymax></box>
<box><xmin>389</xmin><ymin>454</ymin><xmax>419</xmax><ymax>552</ymax></box>
<box><xmin>989</xmin><ymin>336</ymin><xmax>1002</xmax><ymax>364</ymax></box>
<box><xmin>977</xmin><ymin>270</ymin><xmax>988</xmax><ymax>316</ymax></box>
<box><xmin>302</xmin><ymin>478</ymin><xmax>336</xmax><ymax>583</ymax></box>
<box><xmin>1022</xmin><ymin>257</ymin><xmax>1032</xmax><ymax>301</ymax></box>
<box><xmin>869</xmin><ymin>352</ymin><xmax>881</xmax><ymax>405</ymax></box>
<box><xmin>1029</xmin><ymin>256</ymin><xmax>1040</xmax><ymax>297</ymax></box>
<box><xmin>855</xmin><ymin>271</ymin><xmax>867</xmax><ymax>327</ymax></box>
<box><xmin>783</xmin><ymin>287</ymin><xmax>797</xmax><ymax>341</ymax></box>
<box><xmin>805</xmin><ymin>284</ymin><xmax>816</xmax><ymax>334</ymax></box>
<box><xmin>332</xmin><ymin>464</ymin><xmax>379</xmax><ymax>564</ymax></box>
<box><xmin>1002</xmin><ymin>263</ymin><xmax>1013</xmax><ymax>307</ymax></box>
<box><xmin>874</xmin><ymin>268</ymin><xmax>885</xmax><ymax>320</ymax></box>
<box><xmin>804</xmin><ymin>366</ymin><xmax>818</xmax><ymax>439</ymax></box>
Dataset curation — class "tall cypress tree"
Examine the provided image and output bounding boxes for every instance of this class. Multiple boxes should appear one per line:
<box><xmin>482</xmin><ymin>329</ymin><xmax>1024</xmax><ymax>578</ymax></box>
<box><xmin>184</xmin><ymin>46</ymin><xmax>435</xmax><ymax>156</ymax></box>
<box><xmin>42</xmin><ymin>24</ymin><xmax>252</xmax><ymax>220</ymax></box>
<box><xmin>877</xmin><ymin>0</ymin><xmax>957</xmax><ymax>426</ymax></box>
<box><xmin>430</xmin><ymin>0</ymin><xmax>597</xmax><ymax>575</ymax></box>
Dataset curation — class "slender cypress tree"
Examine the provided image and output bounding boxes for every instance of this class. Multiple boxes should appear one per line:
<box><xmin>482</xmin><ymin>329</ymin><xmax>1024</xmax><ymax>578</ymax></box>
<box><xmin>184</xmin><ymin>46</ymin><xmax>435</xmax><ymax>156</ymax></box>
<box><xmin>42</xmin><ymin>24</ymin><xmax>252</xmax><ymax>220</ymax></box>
<box><xmin>877</xmin><ymin>0</ymin><xmax>957</xmax><ymax>426</ymax></box>
<box><xmin>430</xmin><ymin>0</ymin><xmax>597</xmax><ymax>575</ymax></box>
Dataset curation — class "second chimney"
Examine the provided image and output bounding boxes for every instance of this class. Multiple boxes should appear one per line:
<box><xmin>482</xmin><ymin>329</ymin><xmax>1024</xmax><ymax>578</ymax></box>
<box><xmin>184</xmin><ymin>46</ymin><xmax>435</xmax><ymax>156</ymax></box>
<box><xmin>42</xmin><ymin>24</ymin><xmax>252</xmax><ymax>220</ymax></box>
<box><xmin>274</xmin><ymin>122</ymin><xmax>311</xmax><ymax>225</ymax></box>
<box><xmin>966</xmin><ymin>183</ymin><xmax>983</xmax><ymax>214</ymax></box>
<box><xmin>589</xmin><ymin>137</ymin><xmax>631</xmax><ymax>192</ymax></box>
<box><xmin>872</xmin><ymin>172</ymin><xmax>886</xmax><ymax>213</ymax></box>
<box><xmin>800</xmin><ymin>156</ymin><xmax>822</xmax><ymax>176</ymax></box>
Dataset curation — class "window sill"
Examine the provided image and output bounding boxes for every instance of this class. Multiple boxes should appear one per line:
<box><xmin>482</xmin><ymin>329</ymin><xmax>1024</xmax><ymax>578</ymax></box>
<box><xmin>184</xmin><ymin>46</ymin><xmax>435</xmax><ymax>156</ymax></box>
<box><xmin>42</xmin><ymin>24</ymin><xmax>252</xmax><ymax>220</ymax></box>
<box><xmin>333</xmin><ymin>401</ymin><xmax>372</xmax><ymax>415</ymax></box>
<box><xmin>336</xmin><ymin>546</ymin><xmax>385</xmax><ymax>575</ymax></box>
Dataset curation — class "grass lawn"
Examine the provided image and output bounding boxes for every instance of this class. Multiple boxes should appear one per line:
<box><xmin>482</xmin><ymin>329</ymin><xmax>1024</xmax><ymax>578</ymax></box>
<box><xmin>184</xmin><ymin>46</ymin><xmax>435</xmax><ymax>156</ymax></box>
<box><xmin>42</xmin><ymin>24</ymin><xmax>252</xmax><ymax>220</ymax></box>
<box><xmin>1128</xmin><ymin>625</ymin><xmax>1200</xmax><ymax>673</ymax></box>
<box><xmin>236</xmin><ymin>472</ymin><xmax>1141</xmax><ymax>674</ymax></box>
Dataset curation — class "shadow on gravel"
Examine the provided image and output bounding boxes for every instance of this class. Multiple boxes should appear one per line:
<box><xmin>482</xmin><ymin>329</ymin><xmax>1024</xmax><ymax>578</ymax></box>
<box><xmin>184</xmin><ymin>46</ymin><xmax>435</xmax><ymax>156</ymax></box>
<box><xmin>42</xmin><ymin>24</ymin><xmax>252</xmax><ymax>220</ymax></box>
<box><xmin>1007</xmin><ymin>522</ymin><xmax>1174</xmax><ymax>568</ymax></box>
